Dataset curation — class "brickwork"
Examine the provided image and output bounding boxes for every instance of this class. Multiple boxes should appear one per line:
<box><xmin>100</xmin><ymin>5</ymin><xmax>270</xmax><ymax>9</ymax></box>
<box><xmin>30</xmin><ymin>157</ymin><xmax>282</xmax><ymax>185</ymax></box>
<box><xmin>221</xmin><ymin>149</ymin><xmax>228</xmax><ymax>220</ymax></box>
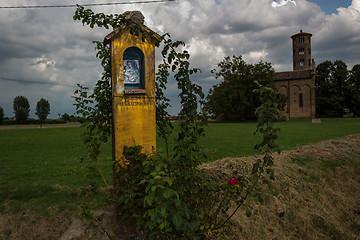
<box><xmin>274</xmin><ymin>71</ymin><xmax>316</xmax><ymax>119</ymax></box>
<box><xmin>292</xmin><ymin>31</ymin><xmax>312</xmax><ymax>71</ymax></box>
<box><xmin>274</xmin><ymin>31</ymin><xmax>316</xmax><ymax>119</ymax></box>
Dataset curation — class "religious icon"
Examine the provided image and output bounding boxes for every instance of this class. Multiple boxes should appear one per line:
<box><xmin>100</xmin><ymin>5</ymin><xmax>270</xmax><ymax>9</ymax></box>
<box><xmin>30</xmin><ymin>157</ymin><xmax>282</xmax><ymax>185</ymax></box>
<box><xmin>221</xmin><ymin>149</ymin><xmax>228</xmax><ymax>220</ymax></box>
<box><xmin>124</xmin><ymin>59</ymin><xmax>140</xmax><ymax>85</ymax></box>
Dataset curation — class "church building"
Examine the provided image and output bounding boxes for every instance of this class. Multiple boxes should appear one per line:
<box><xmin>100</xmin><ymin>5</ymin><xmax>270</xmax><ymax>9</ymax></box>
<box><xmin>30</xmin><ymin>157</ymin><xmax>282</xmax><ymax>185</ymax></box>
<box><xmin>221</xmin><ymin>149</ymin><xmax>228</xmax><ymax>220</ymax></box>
<box><xmin>274</xmin><ymin>30</ymin><xmax>316</xmax><ymax>119</ymax></box>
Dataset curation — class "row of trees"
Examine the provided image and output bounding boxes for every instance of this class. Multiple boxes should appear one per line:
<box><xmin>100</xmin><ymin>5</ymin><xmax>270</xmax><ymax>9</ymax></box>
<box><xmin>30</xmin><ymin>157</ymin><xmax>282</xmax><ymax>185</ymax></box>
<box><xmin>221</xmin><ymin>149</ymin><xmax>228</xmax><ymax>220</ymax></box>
<box><xmin>0</xmin><ymin>96</ymin><xmax>50</xmax><ymax>125</ymax></box>
<box><xmin>2</xmin><ymin>60</ymin><xmax>357</xmax><ymax>125</ymax></box>
<box><xmin>60</xmin><ymin>113</ymin><xmax>85</xmax><ymax>123</ymax></box>
<box><xmin>206</xmin><ymin>57</ymin><xmax>360</xmax><ymax>120</ymax></box>
<box><xmin>316</xmin><ymin>61</ymin><xmax>360</xmax><ymax>117</ymax></box>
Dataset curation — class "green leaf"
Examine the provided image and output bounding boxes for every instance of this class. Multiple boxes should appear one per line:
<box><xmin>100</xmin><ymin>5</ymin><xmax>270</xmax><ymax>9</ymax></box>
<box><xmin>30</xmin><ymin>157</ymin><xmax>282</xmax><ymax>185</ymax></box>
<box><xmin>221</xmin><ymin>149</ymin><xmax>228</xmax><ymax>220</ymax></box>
<box><xmin>160</xmin><ymin>206</ymin><xmax>166</xmax><ymax>217</ymax></box>
<box><xmin>246</xmin><ymin>208</ymin><xmax>252</xmax><ymax>218</ymax></box>
<box><xmin>165</xmin><ymin>177</ymin><xmax>173</xmax><ymax>186</ymax></box>
<box><xmin>162</xmin><ymin>188</ymin><xmax>172</xmax><ymax>199</ymax></box>
<box><xmin>159</xmin><ymin>221</ymin><xmax>165</xmax><ymax>229</ymax></box>
<box><xmin>172</xmin><ymin>214</ymin><xmax>182</xmax><ymax>228</ymax></box>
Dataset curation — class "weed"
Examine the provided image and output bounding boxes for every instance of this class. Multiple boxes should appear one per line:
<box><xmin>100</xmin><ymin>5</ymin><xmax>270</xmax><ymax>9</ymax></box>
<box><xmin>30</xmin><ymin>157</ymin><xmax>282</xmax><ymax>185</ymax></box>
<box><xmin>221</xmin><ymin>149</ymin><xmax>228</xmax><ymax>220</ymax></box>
<box><xmin>350</xmin><ymin>222</ymin><xmax>360</xmax><ymax>235</ymax></box>
<box><xmin>291</xmin><ymin>157</ymin><xmax>312</xmax><ymax>166</ymax></box>
<box><xmin>287</xmin><ymin>208</ymin><xmax>296</xmax><ymax>224</ymax></box>
<box><xmin>308</xmin><ymin>173</ymin><xmax>321</xmax><ymax>183</ymax></box>
<box><xmin>312</xmin><ymin>215</ymin><xmax>347</xmax><ymax>240</ymax></box>
<box><xmin>321</xmin><ymin>158</ymin><xmax>347</xmax><ymax>172</ymax></box>
<box><xmin>2</xmin><ymin>229</ymin><xmax>12</xmax><ymax>239</ymax></box>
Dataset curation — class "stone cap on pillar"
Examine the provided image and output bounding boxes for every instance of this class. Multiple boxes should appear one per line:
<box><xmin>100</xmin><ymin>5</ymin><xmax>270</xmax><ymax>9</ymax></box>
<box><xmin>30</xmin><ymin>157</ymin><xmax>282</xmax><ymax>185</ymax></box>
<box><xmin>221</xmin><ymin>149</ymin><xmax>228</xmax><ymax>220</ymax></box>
<box><xmin>103</xmin><ymin>11</ymin><xmax>162</xmax><ymax>45</ymax></box>
<box><xmin>291</xmin><ymin>30</ymin><xmax>312</xmax><ymax>39</ymax></box>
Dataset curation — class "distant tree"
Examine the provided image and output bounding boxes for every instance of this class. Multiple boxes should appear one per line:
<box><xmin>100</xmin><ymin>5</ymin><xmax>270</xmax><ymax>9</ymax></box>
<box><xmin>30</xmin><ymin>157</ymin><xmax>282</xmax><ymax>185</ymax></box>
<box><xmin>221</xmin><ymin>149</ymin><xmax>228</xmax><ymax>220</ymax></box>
<box><xmin>349</xmin><ymin>64</ymin><xmax>360</xmax><ymax>116</ymax></box>
<box><xmin>13</xmin><ymin>96</ymin><xmax>30</xmax><ymax>124</ymax></box>
<box><xmin>206</xmin><ymin>55</ymin><xmax>284</xmax><ymax>121</ymax></box>
<box><xmin>315</xmin><ymin>60</ymin><xmax>350</xmax><ymax>117</ymax></box>
<box><xmin>36</xmin><ymin>98</ymin><xmax>50</xmax><ymax>127</ymax></box>
<box><xmin>350</xmin><ymin>64</ymin><xmax>360</xmax><ymax>87</ymax></box>
<box><xmin>61</xmin><ymin>113</ymin><xmax>70</xmax><ymax>122</ymax></box>
<box><xmin>0</xmin><ymin>106</ymin><xmax>4</xmax><ymax>125</ymax></box>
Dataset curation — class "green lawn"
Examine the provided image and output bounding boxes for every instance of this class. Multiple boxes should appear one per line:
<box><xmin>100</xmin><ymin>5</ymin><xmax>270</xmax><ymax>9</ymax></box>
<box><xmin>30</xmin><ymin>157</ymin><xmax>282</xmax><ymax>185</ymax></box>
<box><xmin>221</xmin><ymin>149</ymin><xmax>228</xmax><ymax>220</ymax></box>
<box><xmin>161</xmin><ymin>118</ymin><xmax>360</xmax><ymax>162</ymax></box>
<box><xmin>0</xmin><ymin>127</ymin><xmax>112</xmax><ymax>213</ymax></box>
<box><xmin>0</xmin><ymin>118</ymin><xmax>359</xmax><ymax>213</ymax></box>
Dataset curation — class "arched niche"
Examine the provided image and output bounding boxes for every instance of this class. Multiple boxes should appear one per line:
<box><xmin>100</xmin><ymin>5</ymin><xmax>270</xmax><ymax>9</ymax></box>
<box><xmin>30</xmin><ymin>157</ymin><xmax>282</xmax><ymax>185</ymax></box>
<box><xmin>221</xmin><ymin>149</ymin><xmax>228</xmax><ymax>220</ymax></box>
<box><xmin>277</xmin><ymin>85</ymin><xmax>287</xmax><ymax>96</ymax></box>
<box><xmin>123</xmin><ymin>47</ymin><xmax>145</xmax><ymax>89</ymax></box>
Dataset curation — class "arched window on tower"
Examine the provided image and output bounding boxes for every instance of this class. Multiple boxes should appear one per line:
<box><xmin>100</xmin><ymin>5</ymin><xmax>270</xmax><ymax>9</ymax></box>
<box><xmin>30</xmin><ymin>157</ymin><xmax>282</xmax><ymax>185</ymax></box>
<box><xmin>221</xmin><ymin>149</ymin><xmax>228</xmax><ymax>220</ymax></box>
<box><xmin>299</xmin><ymin>93</ymin><xmax>303</xmax><ymax>108</ymax></box>
<box><xmin>300</xmin><ymin>59</ymin><xmax>305</xmax><ymax>67</ymax></box>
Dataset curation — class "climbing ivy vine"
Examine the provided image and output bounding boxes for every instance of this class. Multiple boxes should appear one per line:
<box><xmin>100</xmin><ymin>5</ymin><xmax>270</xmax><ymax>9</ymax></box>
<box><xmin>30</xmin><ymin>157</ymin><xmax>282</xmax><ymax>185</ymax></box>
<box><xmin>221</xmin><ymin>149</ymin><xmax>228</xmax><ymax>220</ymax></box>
<box><xmin>73</xmin><ymin>6</ymin><xmax>281</xmax><ymax>239</ymax></box>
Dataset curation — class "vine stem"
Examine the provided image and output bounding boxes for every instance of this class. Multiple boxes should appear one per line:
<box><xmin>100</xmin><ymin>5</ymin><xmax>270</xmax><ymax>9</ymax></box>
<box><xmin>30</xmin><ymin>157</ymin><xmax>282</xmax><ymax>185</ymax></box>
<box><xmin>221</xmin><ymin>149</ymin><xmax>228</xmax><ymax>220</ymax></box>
<box><xmin>220</xmin><ymin>175</ymin><xmax>259</xmax><ymax>228</ymax></box>
<box><xmin>208</xmin><ymin>155</ymin><xmax>270</xmax><ymax>240</ymax></box>
<box><xmin>94</xmin><ymin>217</ymin><xmax>114</xmax><ymax>240</ymax></box>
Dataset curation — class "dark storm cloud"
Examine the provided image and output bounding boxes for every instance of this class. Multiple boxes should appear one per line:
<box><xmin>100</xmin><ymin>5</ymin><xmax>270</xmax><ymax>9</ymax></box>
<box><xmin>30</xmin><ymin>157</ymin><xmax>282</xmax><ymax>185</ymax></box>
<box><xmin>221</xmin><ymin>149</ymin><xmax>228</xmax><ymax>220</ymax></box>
<box><xmin>0</xmin><ymin>0</ymin><xmax>360</xmax><ymax>117</ymax></box>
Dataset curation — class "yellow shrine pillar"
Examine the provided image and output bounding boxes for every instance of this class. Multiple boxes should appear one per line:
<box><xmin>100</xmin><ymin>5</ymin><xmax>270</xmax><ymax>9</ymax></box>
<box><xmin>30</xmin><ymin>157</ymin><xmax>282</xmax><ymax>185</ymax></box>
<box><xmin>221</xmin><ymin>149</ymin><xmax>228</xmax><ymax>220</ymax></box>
<box><xmin>104</xmin><ymin>11</ymin><xmax>161</xmax><ymax>170</ymax></box>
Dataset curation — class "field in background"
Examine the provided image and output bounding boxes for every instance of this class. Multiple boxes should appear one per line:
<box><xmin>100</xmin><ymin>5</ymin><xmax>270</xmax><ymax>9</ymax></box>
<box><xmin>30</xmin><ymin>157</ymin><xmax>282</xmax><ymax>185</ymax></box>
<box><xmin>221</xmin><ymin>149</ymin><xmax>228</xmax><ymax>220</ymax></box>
<box><xmin>186</xmin><ymin>118</ymin><xmax>360</xmax><ymax>162</ymax></box>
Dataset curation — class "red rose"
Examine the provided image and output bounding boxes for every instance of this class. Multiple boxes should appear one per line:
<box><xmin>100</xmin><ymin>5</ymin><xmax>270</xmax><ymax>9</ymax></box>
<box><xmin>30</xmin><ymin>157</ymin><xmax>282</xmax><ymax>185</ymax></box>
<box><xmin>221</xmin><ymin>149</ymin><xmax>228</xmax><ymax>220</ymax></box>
<box><xmin>228</xmin><ymin>178</ymin><xmax>239</xmax><ymax>186</ymax></box>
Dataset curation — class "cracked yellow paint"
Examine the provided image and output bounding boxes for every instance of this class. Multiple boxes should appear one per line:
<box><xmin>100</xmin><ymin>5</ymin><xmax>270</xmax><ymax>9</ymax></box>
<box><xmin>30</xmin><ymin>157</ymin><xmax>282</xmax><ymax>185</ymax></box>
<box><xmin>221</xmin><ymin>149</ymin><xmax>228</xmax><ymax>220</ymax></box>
<box><xmin>107</xmin><ymin>27</ymin><xmax>157</xmax><ymax>168</ymax></box>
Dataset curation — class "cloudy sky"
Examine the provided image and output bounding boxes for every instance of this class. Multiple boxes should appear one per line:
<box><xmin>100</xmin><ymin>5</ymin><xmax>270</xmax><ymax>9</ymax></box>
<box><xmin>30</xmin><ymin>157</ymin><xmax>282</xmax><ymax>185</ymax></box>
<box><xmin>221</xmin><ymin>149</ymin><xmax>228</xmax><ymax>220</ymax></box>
<box><xmin>0</xmin><ymin>0</ymin><xmax>359</xmax><ymax>118</ymax></box>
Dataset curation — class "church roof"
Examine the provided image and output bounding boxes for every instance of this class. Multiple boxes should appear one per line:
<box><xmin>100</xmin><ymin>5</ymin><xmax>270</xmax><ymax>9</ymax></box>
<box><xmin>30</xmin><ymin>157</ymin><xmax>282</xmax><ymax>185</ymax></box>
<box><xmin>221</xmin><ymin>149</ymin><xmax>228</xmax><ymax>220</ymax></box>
<box><xmin>291</xmin><ymin>30</ymin><xmax>312</xmax><ymax>39</ymax></box>
<box><xmin>275</xmin><ymin>70</ymin><xmax>315</xmax><ymax>81</ymax></box>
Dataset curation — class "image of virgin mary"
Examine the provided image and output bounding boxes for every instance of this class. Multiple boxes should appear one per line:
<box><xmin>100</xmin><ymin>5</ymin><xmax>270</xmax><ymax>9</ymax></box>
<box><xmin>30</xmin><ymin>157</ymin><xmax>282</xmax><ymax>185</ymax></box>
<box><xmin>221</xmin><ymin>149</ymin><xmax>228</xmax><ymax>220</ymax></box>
<box><xmin>124</xmin><ymin>59</ymin><xmax>140</xmax><ymax>84</ymax></box>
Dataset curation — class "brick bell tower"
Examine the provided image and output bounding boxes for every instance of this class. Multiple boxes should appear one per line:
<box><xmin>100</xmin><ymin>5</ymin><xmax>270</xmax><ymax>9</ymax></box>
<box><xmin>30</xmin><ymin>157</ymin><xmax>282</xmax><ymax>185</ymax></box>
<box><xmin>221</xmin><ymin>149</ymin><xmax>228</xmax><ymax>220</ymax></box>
<box><xmin>291</xmin><ymin>30</ymin><xmax>314</xmax><ymax>71</ymax></box>
<box><xmin>274</xmin><ymin>30</ymin><xmax>316</xmax><ymax>119</ymax></box>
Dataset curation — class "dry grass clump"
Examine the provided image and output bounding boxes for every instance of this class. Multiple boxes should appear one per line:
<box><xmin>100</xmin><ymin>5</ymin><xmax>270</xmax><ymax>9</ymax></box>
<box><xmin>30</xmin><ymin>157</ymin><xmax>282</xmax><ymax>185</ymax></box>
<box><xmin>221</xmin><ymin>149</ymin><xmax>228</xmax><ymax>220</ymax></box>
<box><xmin>199</xmin><ymin>134</ymin><xmax>360</xmax><ymax>240</ymax></box>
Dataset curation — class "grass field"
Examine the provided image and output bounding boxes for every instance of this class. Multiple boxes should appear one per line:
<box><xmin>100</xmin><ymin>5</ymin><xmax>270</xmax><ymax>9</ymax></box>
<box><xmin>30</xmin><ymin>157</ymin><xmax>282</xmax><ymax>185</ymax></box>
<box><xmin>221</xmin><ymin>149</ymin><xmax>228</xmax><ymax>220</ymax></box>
<box><xmin>0</xmin><ymin>118</ymin><xmax>359</xmax><ymax>214</ymax></box>
<box><xmin>0</xmin><ymin>127</ymin><xmax>90</xmax><ymax>214</ymax></box>
<box><xmin>175</xmin><ymin>118</ymin><xmax>360</xmax><ymax>162</ymax></box>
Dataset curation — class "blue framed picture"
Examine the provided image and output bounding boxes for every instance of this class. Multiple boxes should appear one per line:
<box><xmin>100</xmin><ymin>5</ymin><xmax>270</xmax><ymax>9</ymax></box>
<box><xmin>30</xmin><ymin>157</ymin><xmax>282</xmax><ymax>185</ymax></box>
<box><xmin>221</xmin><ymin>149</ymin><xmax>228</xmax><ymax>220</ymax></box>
<box><xmin>124</xmin><ymin>59</ymin><xmax>140</xmax><ymax>85</ymax></box>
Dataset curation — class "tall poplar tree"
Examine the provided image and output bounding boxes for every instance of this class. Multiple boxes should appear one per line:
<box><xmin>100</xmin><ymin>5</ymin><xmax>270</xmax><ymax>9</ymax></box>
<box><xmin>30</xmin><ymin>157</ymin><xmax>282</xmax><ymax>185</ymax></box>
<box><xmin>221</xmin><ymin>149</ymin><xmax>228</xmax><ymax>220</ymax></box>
<box><xmin>36</xmin><ymin>98</ymin><xmax>50</xmax><ymax>127</ymax></box>
<box><xmin>13</xmin><ymin>96</ymin><xmax>30</xmax><ymax>124</ymax></box>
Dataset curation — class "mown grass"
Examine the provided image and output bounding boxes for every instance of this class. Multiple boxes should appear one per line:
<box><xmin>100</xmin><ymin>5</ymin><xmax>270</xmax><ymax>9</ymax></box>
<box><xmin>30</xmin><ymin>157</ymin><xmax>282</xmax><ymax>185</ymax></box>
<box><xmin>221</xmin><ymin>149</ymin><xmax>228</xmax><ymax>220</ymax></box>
<box><xmin>174</xmin><ymin>118</ymin><xmax>360</xmax><ymax>162</ymax></box>
<box><xmin>0</xmin><ymin>127</ymin><xmax>112</xmax><ymax>214</ymax></box>
<box><xmin>0</xmin><ymin>118</ymin><xmax>359</xmax><ymax>213</ymax></box>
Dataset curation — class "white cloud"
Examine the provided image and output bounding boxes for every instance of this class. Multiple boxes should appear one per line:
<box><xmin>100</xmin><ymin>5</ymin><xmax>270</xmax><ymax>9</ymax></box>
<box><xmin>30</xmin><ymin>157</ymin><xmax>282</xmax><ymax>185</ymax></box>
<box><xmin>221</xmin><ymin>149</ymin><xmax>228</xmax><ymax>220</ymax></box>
<box><xmin>243</xmin><ymin>50</ymin><xmax>269</xmax><ymax>64</ymax></box>
<box><xmin>185</xmin><ymin>37</ymin><xmax>225</xmax><ymax>69</ymax></box>
<box><xmin>31</xmin><ymin>56</ymin><xmax>56</xmax><ymax>71</ymax></box>
<box><xmin>313</xmin><ymin>0</ymin><xmax>360</xmax><ymax>67</ymax></box>
<box><xmin>272</xmin><ymin>0</ymin><xmax>297</xmax><ymax>8</ymax></box>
